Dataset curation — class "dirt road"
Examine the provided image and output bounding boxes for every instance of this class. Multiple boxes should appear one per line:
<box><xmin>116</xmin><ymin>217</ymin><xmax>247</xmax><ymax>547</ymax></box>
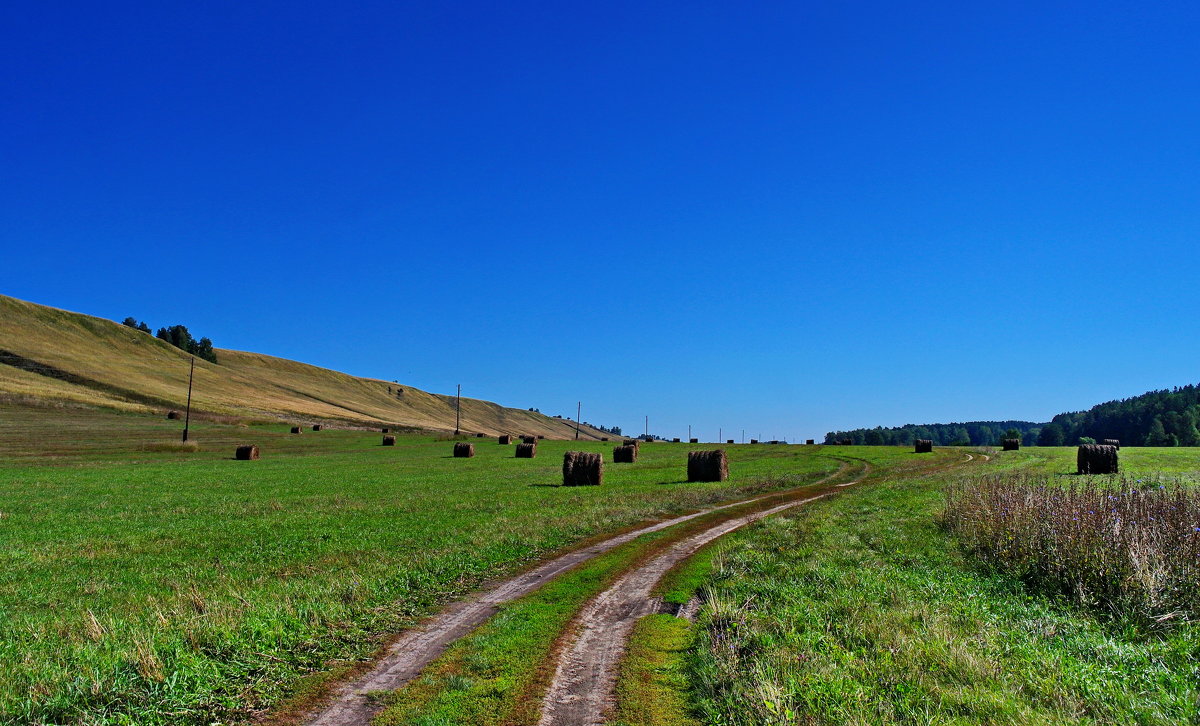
<box><xmin>301</xmin><ymin>462</ymin><xmax>854</xmax><ymax>726</ymax></box>
<box><xmin>535</xmin><ymin>469</ymin><xmax>867</xmax><ymax>726</ymax></box>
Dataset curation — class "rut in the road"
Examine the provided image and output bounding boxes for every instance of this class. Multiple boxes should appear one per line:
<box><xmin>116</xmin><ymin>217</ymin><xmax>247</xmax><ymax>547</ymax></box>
<box><xmin>536</xmin><ymin>469</ymin><xmax>868</xmax><ymax>726</ymax></box>
<box><xmin>300</xmin><ymin>461</ymin><xmax>852</xmax><ymax>726</ymax></box>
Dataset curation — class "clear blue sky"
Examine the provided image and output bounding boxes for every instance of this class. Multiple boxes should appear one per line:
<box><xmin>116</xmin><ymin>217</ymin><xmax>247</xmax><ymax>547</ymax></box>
<box><xmin>3</xmin><ymin>1</ymin><xmax>1199</xmax><ymax>441</ymax></box>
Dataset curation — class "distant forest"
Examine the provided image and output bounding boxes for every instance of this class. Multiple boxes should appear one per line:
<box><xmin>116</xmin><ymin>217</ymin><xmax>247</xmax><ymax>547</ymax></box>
<box><xmin>823</xmin><ymin>421</ymin><xmax>1041</xmax><ymax>447</ymax></box>
<box><xmin>825</xmin><ymin>383</ymin><xmax>1200</xmax><ymax>447</ymax></box>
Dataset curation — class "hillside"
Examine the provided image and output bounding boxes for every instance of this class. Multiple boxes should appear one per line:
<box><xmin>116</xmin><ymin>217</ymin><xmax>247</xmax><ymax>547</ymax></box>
<box><xmin>0</xmin><ymin>294</ymin><xmax>613</xmax><ymax>439</ymax></box>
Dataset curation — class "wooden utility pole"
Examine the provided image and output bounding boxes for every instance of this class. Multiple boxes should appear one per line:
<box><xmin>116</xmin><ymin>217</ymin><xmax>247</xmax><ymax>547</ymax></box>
<box><xmin>688</xmin><ymin>424</ymin><xmax>691</xmax><ymax>441</ymax></box>
<box><xmin>455</xmin><ymin>384</ymin><xmax>461</xmax><ymax>434</ymax></box>
<box><xmin>575</xmin><ymin>401</ymin><xmax>581</xmax><ymax>440</ymax></box>
<box><xmin>719</xmin><ymin>427</ymin><xmax>722</xmax><ymax>443</ymax></box>
<box><xmin>645</xmin><ymin>415</ymin><xmax>648</xmax><ymax>438</ymax></box>
<box><xmin>182</xmin><ymin>357</ymin><xmax>195</xmax><ymax>443</ymax></box>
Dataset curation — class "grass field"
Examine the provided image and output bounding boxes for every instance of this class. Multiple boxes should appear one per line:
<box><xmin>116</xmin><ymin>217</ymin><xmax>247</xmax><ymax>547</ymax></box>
<box><xmin>5</xmin><ymin>401</ymin><xmax>1197</xmax><ymax>725</ymax></box>
<box><xmin>0</xmin><ymin>404</ymin><xmax>841</xmax><ymax>724</ymax></box>
<box><xmin>643</xmin><ymin>447</ymin><xmax>1200</xmax><ymax>725</ymax></box>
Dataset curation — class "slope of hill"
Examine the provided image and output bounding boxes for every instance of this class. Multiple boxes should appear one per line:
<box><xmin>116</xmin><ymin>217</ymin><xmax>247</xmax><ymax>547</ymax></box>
<box><xmin>0</xmin><ymin>294</ymin><xmax>613</xmax><ymax>439</ymax></box>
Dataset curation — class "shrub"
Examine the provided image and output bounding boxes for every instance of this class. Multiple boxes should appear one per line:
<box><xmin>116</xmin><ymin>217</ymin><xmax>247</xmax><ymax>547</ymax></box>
<box><xmin>942</xmin><ymin>475</ymin><xmax>1200</xmax><ymax>625</ymax></box>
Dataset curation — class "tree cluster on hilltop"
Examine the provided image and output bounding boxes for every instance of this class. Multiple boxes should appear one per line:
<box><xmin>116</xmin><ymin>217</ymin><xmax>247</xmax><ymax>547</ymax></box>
<box><xmin>122</xmin><ymin>317</ymin><xmax>218</xmax><ymax>363</ymax></box>
<box><xmin>825</xmin><ymin>383</ymin><xmax>1200</xmax><ymax>447</ymax></box>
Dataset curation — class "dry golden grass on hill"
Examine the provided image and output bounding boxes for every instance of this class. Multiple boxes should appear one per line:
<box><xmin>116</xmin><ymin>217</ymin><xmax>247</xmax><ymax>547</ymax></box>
<box><xmin>0</xmin><ymin>294</ymin><xmax>610</xmax><ymax>438</ymax></box>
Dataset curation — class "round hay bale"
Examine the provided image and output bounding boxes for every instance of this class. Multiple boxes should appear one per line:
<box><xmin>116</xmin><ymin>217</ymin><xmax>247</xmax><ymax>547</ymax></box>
<box><xmin>749</xmin><ymin>439</ymin><xmax>758</xmax><ymax>445</ymax></box>
<box><xmin>516</xmin><ymin>443</ymin><xmax>537</xmax><ymax>458</ymax></box>
<box><xmin>382</xmin><ymin>428</ymin><xmax>391</xmax><ymax>433</ymax></box>
<box><xmin>537</xmin><ymin>435</ymin><xmax>546</xmax><ymax>440</ymax></box>
<box><xmin>562</xmin><ymin>451</ymin><xmax>603</xmax><ymax>486</ymax></box>
<box><xmin>726</xmin><ymin>439</ymin><xmax>735</xmax><ymax>444</ymax></box>
<box><xmin>914</xmin><ymin>439</ymin><xmax>933</xmax><ymax>453</ymax></box>
<box><xmin>522</xmin><ymin>436</ymin><xmax>537</xmax><ymax>444</ymax></box>
<box><xmin>290</xmin><ymin>426</ymin><xmax>302</xmax><ymax>434</ymax></box>
<box><xmin>1103</xmin><ymin>438</ymin><xmax>1120</xmax><ymax>450</ymax></box>
<box><xmin>806</xmin><ymin>439</ymin><xmax>815</xmax><ymax>445</ymax></box>
<box><xmin>689</xmin><ymin>438</ymin><xmax>699</xmax><ymax>444</ymax></box>
<box><xmin>1077</xmin><ymin>444</ymin><xmax>1118</xmax><ymax>474</ymax></box>
<box><xmin>687</xmin><ymin>450</ymin><xmax>729</xmax><ymax>482</ymax></box>
<box><xmin>613</xmin><ymin>445</ymin><xmax>637</xmax><ymax>463</ymax></box>
<box><xmin>166</xmin><ymin>410</ymin><xmax>181</xmax><ymax>420</ymax></box>
<box><xmin>498</xmin><ymin>435</ymin><xmax>512</xmax><ymax>445</ymax></box>
<box><xmin>454</xmin><ymin>442</ymin><xmax>475</xmax><ymax>458</ymax></box>
<box><xmin>1002</xmin><ymin>438</ymin><xmax>1020</xmax><ymax>451</ymax></box>
<box><xmin>672</xmin><ymin>438</ymin><xmax>681</xmax><ymax>443</ymax></box>
<box><xmin>601</xmin><ymin>437</ymin><xmax>609</xmax><ymax>441</ymax></box>
<box><xmin>312</xmin><ymin>424</ymin><xmax>323</xmax><ymax>432</ymax></box>
<box><xmin>622</xmin><ymin>439</ymin><xmax>640</xmax><ymax>448</ymax></box>
<box><xmin>383</xmin><ymin>435</ymin><xmax>396</xmax><ymax>446</ymax></box>
<box><xmin>235</xmin><ymin>444</ymin><xmax>259</xmax><ymax>460</ymax></box>
<box><xmin>476</xmin><ymin>432</ymin><xmax>486</xmax><ymax>438</ymax></box>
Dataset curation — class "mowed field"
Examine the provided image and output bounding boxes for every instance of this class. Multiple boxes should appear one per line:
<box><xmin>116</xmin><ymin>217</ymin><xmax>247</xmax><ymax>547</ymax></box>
<box><xmin>0</xmin><ymin>405</ymin><xmax>846</xmax><ymax>724</ymax></box>
<box><xmin>3</xmin><ymin>405</ymin><xmax>1198</xmax><ymax>726</ymax></box>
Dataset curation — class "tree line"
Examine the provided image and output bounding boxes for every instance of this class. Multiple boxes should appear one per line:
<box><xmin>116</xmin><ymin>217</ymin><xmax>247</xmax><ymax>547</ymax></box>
<box><xmin>122</xmin><ymin>318</ymin><xmax>218</xmax><ymax>364</ymax></box>
<box><xmin>1049</xmin><ymin>384</ymin><xmax>1200</xmax><ymax>447</ymax></box>
<box><xmin>824</xmin><ymin>382</ymin><xmax>1200</xmax><ymax>447</ymax></box>
<box><xmin>824</xmin><ymin>421</ymin><xmax>1040</xmax><ymax>447</ymax></box>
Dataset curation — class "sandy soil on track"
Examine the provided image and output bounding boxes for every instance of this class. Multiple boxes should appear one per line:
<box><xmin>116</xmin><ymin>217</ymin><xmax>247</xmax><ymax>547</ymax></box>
<box><xmin>299</xmin><ymin>462</ymin><xmax>851</xmax><ymax>726</ymax></box>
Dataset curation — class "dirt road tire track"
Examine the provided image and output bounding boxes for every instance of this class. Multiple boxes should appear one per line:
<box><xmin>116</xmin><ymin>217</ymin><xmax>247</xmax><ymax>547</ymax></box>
<box><xmin>534</xmin><ymin>466</ymin><xmax>869</xmax><ymax>726</ymax></box>
<box><xmin>299</xmin><ymin>460</ymin><xmax>855</xmax><ymax>726</ymax></box>
<box><xmin>534</xmin><ymin>448</ymin><xmax>988</xmax><ymax>725</ymax></box>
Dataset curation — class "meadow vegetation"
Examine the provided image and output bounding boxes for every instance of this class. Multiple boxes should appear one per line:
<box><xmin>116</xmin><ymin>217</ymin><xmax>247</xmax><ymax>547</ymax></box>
<box><xmin>943</xmin><ymin>474</ymin><xmax>1200</xmax><ymax>625</ymax></box>
<box><xmin>662</xmin><ymin>448</ymin><xmax>1200</xmax><ymax>725</ymax></box>
<box><xmin>0</xmin><ymin>404</ymin><xmax>836</xmax><ymax>724</ymax></box>
<box><xmin>4</xmin><ymin>393</ymin><xmax>1197</xmax><ymax>726</ymax></box>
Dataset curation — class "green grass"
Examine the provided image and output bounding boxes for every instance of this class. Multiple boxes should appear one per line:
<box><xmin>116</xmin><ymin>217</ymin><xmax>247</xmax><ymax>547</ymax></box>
<box><xmin>373</xmin><ymin>525</ymin><xmax>676</xmax><ymax>726</ymax></box>
<box><xmin>678</xmin><ymin>447</ymin><xmax>1200</xmax><ymax>725</ymax></box>
<box><xmin>370</xmin><ymin>456</ymin><xmax>846</xmax><ymax>725</ymax></box>
<box><xmin>612</xmin><ymin>615</ymin><xmax>701</xmax><ymax>726</ymax></box>
<box><xmin>370</xmin><ymin>449</ymin><xmax>953</xmax><ymax>726</ymax></box>
<box><xmin>0</xmin><ymin>405</ymin><xmax>840</xmax><ymax>724</ymax></box>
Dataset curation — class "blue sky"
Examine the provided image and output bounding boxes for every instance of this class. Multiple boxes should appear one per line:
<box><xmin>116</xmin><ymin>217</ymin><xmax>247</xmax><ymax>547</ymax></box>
<box><xmin>3</xmin><ymin>1</ymin><xmax>1199</xmax><ymax>441</ymax></box>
